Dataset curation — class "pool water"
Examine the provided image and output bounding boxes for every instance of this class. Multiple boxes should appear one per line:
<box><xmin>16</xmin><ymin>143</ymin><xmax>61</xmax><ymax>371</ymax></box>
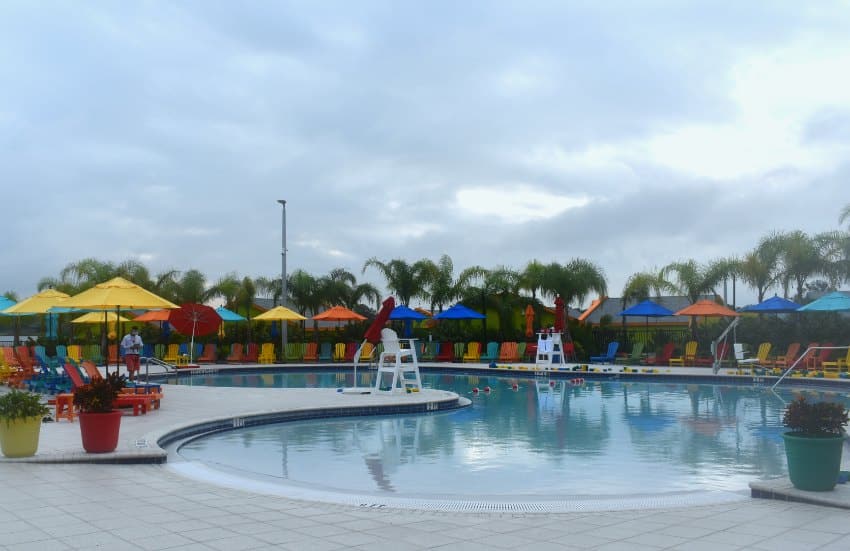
<box><xmin>175</xmin><ymin>371</ymin><xmax>849</xmax><ymax>497</ymax></box>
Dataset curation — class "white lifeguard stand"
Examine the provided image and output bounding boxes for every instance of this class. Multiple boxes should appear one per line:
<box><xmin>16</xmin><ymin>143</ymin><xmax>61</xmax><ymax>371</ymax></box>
<box><xmin>374</xmin><ymin>329</ymin><xmax>422</xmax><ymax>392</ymax></box>
<box><xmin>535</xmin><ymin>331</ymin><xmax>566</xmax><ymax>369</ymax></box>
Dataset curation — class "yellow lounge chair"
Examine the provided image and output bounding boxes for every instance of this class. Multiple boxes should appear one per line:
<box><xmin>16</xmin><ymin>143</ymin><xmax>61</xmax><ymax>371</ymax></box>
<box><xmin>669</xmin><ymin>341</ymin><xmax>697</xmax><ymax>367</ymax></box>
<box><xmin>462</xmin><ymin>342</ymin><xmax>481</xmax><ymax>362</ymax></box>
<box><xmin>258</xmin><ymin>343</ymin><xmax>275</xmax><ymax>364</ymax></box>
<box><xmin>822</xmin><ymin>347</ymin><xmax>850</xmax><ymax>374</ymax></box>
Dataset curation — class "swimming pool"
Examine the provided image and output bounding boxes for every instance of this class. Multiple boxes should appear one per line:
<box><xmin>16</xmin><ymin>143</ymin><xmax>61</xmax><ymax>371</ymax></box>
<box><xmin>173</xmin><ymin>370</ymin><xmax>849</xmax><ymax>503</ymax></box>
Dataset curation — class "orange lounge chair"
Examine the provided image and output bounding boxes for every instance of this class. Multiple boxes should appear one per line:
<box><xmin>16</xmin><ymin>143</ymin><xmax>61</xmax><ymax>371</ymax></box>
<box><xmin>226</xmin><ymin>343</ymin><xmax>244</xmax><ymax>363</ymax></box>
<box><xmin>770</xmin><ymin>342</ymin><xmax>800</xmax><ymax>369</ymax></box>
<box><xmin>197</xmin><ymin>344</ymin><xmax>217</xmax><ymax>363</ymax></box>
<box><xmin>303</xmin><ymin>342</ymin><xmax>319</xmax><ymax>361</ymax></box>
<box><xmin>63</xmin><ymin>363</ymin><xmax>157</xmax><ymax>416</ymax></box>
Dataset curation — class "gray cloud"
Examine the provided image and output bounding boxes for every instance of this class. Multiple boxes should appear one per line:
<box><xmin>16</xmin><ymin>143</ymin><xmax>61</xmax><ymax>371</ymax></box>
<box><xmin>2</xmin><ymin>0</ymin><xmax>849</xmax><ymax>307</ymax></box>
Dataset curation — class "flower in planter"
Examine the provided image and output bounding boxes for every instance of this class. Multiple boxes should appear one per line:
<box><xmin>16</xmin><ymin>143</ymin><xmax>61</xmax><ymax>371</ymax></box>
<box><xmin>783</xmin><ymin>396</ymin><xmax>848</xmax><ymax>436</ymax></box>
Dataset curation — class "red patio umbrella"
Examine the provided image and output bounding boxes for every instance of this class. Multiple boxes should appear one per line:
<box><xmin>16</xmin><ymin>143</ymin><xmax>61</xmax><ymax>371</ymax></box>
<box><xmin>524</xmin><ymin>305</ymin><xmax>535</xmax><ymax>338</ymax></box>
<box><xmin>168</xmin><ymin>303</ymin><xmax>222</xmax><ymax>363</ymax></box>
<box><xmin>364</xmin><ymin>297</ymin><xmax>395</xmax><ymax>343</ymax></box>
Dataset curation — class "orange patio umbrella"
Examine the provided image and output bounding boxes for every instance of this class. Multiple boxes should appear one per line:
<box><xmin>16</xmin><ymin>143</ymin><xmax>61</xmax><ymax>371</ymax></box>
<box><xmin>674</xmin><ymin>300</ymin><xmax>739</xmax><ymax>317</ymax></box>
<box><xmin>133</xmin><ymin>310</ymin><xmax>172</xmax><ymax>322</ymax></box>
<box><xmin>312</xmin><ymin>305</ymin><xmax>366</xmax><ymax>322</ymax></box>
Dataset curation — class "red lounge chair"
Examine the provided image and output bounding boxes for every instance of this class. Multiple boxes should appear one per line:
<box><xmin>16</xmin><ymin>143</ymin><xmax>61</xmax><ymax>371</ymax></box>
<box><xmin>63</xmin><ymin>363</ymin><xmax>158</xmax><ymax>416</ymax></box>
<box><xmin>771</xmin><ymin>342</ymin><xmax>801</xmax><ymax>370</ymax></box>
<box><xmin>644</xmin><ymin>342</ymin><xmax>675</xmax><ymax>366</ymax></box>
<box><xmin>303</xmin><ymin>342</ymin><xmax>319</xmax><ymax>361</ymax></box>
<box><xmin>436</xmin><ymin>342</ymin><xmax>454</xmax><ymax>362</ymax></box>
<box><xmin>244</xmin><ymin>343</ymin><xmax>259</xmax><ymax>363</ymax></box>
<box><xmin>694</xmin><ymin>342</ymin><xmax>730</xmax><ymax>367</ymax></box>
<box><xmin>344</xmin><ymin>342</ymin><xmax>357</xmax><ymax>361</ymax></box>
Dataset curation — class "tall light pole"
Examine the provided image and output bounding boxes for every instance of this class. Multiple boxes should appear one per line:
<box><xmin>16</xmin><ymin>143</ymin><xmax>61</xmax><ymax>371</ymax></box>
<box><xmin>278</xmin><ymin>199</ymin><xmax>288</xmax><ymax>362</ymax></box>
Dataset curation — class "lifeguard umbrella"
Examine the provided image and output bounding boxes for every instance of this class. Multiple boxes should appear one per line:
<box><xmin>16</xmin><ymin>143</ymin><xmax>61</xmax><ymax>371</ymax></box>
<box><xmin>797</xmin><ymin>291</ymin><xmax>850</xmax><ymax>312</ymax></box>
<box><xmin>62</xmin><ymin>277</ymin><xmax>179</xmax><ymax>374</ymax></box>
<box><xmin>524</xmin><ymin>305</ymin><xmax>535</xmax><ymax>338</ymax></box>
<box><xmin>554</xmin><ymin>295</ymin><xmax>565</xmax><ymax>332</ymax></box>
<box><xmin>346</xmin><ymin>297</ymin><xmax>395</xmax><ymax>392</ymax></box>
<box><xmin>741</xmin><ymin>295</ymin><xmax>801</xmax><ymax>313</ymax></box>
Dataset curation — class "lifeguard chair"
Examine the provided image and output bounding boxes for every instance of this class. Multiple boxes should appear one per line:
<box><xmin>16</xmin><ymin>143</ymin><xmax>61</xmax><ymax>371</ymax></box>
<box><xmin>374</xmin><ymin>328</ymin><xmax>422</xmax><ymax>392</ymax></box>
<box><xmin>535</xmin><ymin>331</ymin><xmax>566</xmax><ymax>369</ymax></box>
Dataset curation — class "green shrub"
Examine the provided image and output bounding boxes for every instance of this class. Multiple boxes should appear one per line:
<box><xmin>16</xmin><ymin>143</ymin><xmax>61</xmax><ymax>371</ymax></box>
<box><xmin>783</xmin><ymin>396</ymin><xmax>849</xmax><ymax>436</ymax></box>
<box><xmin>0</xmin><ymin>390</ymin><xmax>50</xmax><ymax>425</ymax></box>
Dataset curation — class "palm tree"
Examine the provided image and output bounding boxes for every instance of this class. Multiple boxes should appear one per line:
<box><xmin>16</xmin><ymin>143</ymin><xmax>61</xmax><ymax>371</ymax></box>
<box><xmin>737</xmin><ymin>235</ymin><xmax>783</xmax><ymax>303</ymax></box>
<box><xmin>362</xmin><ymin>257</ymin><xmax>431</xmax><ymax>306</ymax></box>
<box><xmin>839</xmin><ymin>203</ymin><xmax>850</xmax><ymax>229</ymax></box>
<box><xmin>661</xmin><ymin>259</ymin><xmax>728</xmax><ymax>304</ymax></box>
<box><xmin>458</xmin><ymin>265</ymin><xmax>521</xmax><ymax>339</ymax></box>
<box><xmin>518</xmin><ymin>260</ymin><xmax>547</xmax><ymax>301</ymax></box>
<box><xmin>621</xmin><ymin>270</ymin><xmax>672</xmax><ymax>309</ymax></box>
<box><xmin>773</xmin><ymin>231</ymin><xmax>827</xmax><ymax>302</ymax></box>
<box><xmin>541</xmin><ymin>259</ymin><xmax>608</xmax><ymax>310</ymax></box>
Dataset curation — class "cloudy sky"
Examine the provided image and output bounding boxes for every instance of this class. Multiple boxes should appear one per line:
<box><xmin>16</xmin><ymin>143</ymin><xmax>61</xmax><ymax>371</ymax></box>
<box><xmin>2</xmin><ymin>1</ymin><xmax>849</xmax><ymax>308</ymax></box>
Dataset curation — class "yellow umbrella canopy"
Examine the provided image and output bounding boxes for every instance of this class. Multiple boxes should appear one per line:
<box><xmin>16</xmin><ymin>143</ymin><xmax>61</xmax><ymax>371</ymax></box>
<box><xmin>2</xmin><ymin>288</ymin><xmax>70</xmax><ymax>314</ymax></box>
<box><xmin>72</xmin><ymin>311</ymin><xmax>132</xmax><ymax>324</ymax></box>
<box><xmin>62</xmin><ymin>277</ymin><xmax>179</xmax><ymax>310</ymax></box>
<box><xmin>254</xmin><ymin>305</ymin><xmax>307</xmax><ymax>321</ymax></box>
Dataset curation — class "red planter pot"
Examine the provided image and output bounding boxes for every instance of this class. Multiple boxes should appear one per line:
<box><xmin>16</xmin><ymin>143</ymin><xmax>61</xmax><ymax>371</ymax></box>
<box><xmin>78</xmin><ymin>410</ymin><xmax>122</xmax><ymax>453</ymax></box>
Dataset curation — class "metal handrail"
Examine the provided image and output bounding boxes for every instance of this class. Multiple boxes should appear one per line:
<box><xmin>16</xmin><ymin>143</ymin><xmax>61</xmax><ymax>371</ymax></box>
<box><xmin>770</xmin><ymin>345</ymin><xmax>850</xmax><ymax>390</ymax></box>
<box><xmin>140</xmin><ymin>356</ymin><xmax>179</xmax><ymax>384</ymax></box>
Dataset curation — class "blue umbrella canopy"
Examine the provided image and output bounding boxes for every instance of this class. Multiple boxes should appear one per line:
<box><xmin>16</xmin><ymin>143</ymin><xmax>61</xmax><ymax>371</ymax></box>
<box><xmin>741</xmin><ymin>295</ymin><xmax>801</xmax><ymax>313</ymax></box>
<box><xmin>0</xmin><ymin>296</ymin><xmax>16</xmax><ymax>313</ymax></box>
<box><xmin>434</xmin><ymin>303</ymin><xmax>486</xmax><ymax>320</ymax></box>
<box><xmin>216</xmin><ymin>306</ymin><xmax>247</xmax><ymax>321</ymax></box>
<box><xmin>619</xmin><ymin>300</ymin><xmax>674</xmax><ymax>317</ymax></box>
<box><xmin>797</xmin><ymin>291</ymin><xmax>850</xmax><ymax>312</ymax></box>
<box><xmin>389</xmin><ymin>305</ymin><xmax>427</xmax><ymax>320</ymax></box>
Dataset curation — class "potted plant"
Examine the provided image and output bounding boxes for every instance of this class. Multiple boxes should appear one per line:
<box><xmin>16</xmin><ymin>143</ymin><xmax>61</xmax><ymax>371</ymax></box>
<box><xmin>73</xmin><ymin>372</ymin><xmax>126</xmax><ymax>453</ymax></box>
<box><xmin>782</xmin><ymin>396</ymin><xmax>849</xmax><ymax>491</ymax></box>
<box><xmin>0</xmin><ymin>389</ymin><xmax>50</xmax><ymax>458</ymax></box>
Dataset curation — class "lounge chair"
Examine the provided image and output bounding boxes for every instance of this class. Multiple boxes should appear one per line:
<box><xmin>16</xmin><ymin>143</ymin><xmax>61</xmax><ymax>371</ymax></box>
<box><xmin>303</xmin><ymin>342</ymin><xmax>319</xmax><ymax>361</ymax></box>
<box><xmin>694</xmin><ymin>341</ymin><xmax>730</xmax><ymax>367</ymax></box>
<box><xmin>63</xmin><ymin>362</ymin><xmax>159</xmax><ymax>416</ymax></box>
<box><xmin>462</xmin><ymin>342</ymin><xmax>481</xmax><ymax>362</ymax></box>
<box><xmin>244</xmin><ymin>343</ymin><xmax>259</xmax><ymax>363</ymax></box>
<box><xmin>333</xmin><ymin>343</ymin><xmax>346</xmax><ymax>362</ymax></box>
<box><xmin>318</xmin><ymin>342</ymin><xmax>333</xmax><ymax>362</ymax></box>
<box><xmin>258</xmin><ymin>343</ymin><xmax>275</xmax><ymax>364</ymax></box>
<box><xmin>501</xmin><ymin>342</ymin><xmax>520</xmax><ymax>362</ymax></box>
<box><xmin>523</xmin><ymin>343</ymin><xmax>537</xmax><ymax>361</ymax></box>
<box><xmin>769</xmin><ymin>342</ymin><xmax>800</xmax><ymax>369</ymax></box>
<box><xmin>197</xmin><ymin>344</ymin><xmax>217</xmax><ymax>363</ymax></box>
<box><xmin>67</xmin><ymin>345</ymin><xmax>82</xmax><ymax>362</ymax></box>
<box><xmin>808</xmin><ymin>342</ymin><xmax>834</xmax><ymax>370</ymax></box>
<box><xmin>436</xmin><ymin>342</ymin><xmax>454</xmax><ymax>362</ymax></box>
<box><xmin>453</xmin><ymin>342</ymin><xmax>466</xmax><ymax>362</ymax></box>
<box><xmin>614</xmin><ymin>342</ymin><xmax>644</xmax><ymax>365</ymax></box>
<box><xmin>589</xmin><ymin>342</ymin><xmax>619</xmax><ymax>364</ymax></box>
<box><xmin>226</xmin><ymin>343</ymin><xmax>244</xmax><ymax>363</ymax></box>
<box><xmin>669</xmin><ymin>341</ymin><xmax>697</xmax><ymax>367</ymax></box>
<box><xmin>344</xmin><ymin>342</ymin><xmax>357</xmax><ymax>362</ymax></box>
<box><xmin>821</xmin><ymin>347</ymin><xmax>850</xmax><ymax>375</ymax></box>
<box><xmin>479</xmin><ymin>342</ymin><xmax>499</xmax><ymax>363</ymax></box>
<box><xmin>421</xmin><ymin>341</ymin><xmax>438</xmax><ymax>361</ymax></box>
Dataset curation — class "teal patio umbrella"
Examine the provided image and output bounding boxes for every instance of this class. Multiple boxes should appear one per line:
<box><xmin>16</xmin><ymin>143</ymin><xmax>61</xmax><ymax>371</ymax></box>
<box><xmin>797</xmin><ymin>292</ymin><xmax>850</xmax><ymax>312</ymax></box>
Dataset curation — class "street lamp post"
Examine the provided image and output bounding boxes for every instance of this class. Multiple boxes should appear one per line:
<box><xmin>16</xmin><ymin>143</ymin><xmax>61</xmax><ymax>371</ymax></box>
<box><xmin>278</xmin><ymin>199</ymin><xmax>288</xmax><ymax>362</ymax></box>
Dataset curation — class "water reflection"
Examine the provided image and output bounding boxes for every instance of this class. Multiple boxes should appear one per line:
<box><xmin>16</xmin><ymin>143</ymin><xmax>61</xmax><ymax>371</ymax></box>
<box><xmin>177</xmin><ymin>371</ymin><xmax>849</xmax><ymax>496</ymax></box>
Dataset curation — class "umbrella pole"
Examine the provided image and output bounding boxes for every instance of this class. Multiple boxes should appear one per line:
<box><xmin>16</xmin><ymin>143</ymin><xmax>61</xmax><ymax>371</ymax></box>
<box><xmin>190</xmin><ymin>317</ymin><xmax>197</xmax><ymax>364</ymax></box>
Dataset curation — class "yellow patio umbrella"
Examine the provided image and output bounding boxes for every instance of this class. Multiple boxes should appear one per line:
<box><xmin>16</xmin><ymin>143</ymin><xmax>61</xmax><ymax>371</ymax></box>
<box><xmin>254</xmin><ymin>305</ymin><xmax>307</xmax><ymax>321</ymax></box>
<box><xmin>2</xmin><ymin>288</ymin><xmax>71</xmax><ymax>344</ymax></box>
<box><xmin>62</xmin><ymin>277</ymin><xmax>179</xmax><ymax>374</ymax></box>
<box><xmin>71</xmin><ymin>311</ymin><xmax>132</xmax><ymax>324</ymax></box>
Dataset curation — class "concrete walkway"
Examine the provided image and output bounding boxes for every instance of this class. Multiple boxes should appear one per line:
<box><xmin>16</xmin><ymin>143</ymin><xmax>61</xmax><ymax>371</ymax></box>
<box><xmin>3</xmin><ymin>364</ymin><xmax>850</xmax><ymax>550</ymax></box>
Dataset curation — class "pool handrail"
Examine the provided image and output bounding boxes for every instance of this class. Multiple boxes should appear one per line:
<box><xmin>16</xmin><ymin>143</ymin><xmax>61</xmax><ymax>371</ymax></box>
<box><xmin>771</xmin><ymin>345</ymin><xmax>849</xmax><ymax>390</ymax></box>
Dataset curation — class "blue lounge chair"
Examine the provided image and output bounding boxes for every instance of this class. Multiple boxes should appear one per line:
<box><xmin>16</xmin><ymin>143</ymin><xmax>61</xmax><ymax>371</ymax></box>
<box><xmin>590</xmin><ymin>342</ymin><xmax>619</xmax><ymax>363</ymax></box>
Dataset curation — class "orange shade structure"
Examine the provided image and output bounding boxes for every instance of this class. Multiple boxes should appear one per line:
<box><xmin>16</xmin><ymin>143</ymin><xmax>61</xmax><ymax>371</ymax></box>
<box><xmin>311</xmin><ymin>305</ymin><xmax>366</xmax><ymax>322</ymax></box>
<box><xmin>674</xmin><ymin>300</ymin><xmax>739</xmax><ymax>317</ymax></box>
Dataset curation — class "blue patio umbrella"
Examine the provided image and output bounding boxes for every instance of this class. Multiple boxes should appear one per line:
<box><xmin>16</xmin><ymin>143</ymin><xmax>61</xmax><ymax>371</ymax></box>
<box><xmin>216</xmin><ymin>306</ymin><xmax>247</xmax><ymax>321</ymax></box>
<box><xmin>741</xmin><ymin>295</ymin><xmax>801</xmax><ymax>313</ymax></box>
<box><xmin>434</xmin><ymin>303</ymin><xmax>486</xmax><ymax>320</ymax></box>
<box><xmin>390</xmin><ymin>305</ymin><xmax>428</xmax><ymax>337</ymax></box>
<box><xmin>797</xmin><ymin>291</ymin><xmax>850</xmax><ymax>312</ymax></box>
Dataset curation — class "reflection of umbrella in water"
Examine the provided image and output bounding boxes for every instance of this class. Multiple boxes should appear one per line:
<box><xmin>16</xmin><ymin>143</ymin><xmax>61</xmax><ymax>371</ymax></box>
<box><xmin>389</xmin><ymin>304</ymin><xmax>426</xmax><ymax>337</ymax></box>
<box><xmin>168</xmin><ymin>304</ymin><xmax>222</xmax><ymax>363</ymax></box>
<box><xmin>62</xmin><ymin>277</ymin><xmax>179</xmax><ymax>374</ymax></box>
<box><xmin>623</xmin><ymin>390</ymin><xmax>676</xmax><ymax>433</ymax></box>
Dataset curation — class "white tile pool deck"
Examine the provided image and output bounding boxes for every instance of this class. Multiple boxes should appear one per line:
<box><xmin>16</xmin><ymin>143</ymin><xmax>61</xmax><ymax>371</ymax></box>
<box><xmin>3</xmin><ymin>362</ymin><xmax>850</xmax><ymax>550</ymax></box>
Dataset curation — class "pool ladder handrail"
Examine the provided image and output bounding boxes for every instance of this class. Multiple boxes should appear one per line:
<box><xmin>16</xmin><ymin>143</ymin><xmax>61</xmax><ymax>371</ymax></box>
<box><xmin>140</xmin><ymin>356</ymin><xmax>179</xmax><ymax>384</ymax></box>
<box><xmin>770</xmin><ymin>345</ymin><xmax>849</xmax><ymax>390</ymax></box>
